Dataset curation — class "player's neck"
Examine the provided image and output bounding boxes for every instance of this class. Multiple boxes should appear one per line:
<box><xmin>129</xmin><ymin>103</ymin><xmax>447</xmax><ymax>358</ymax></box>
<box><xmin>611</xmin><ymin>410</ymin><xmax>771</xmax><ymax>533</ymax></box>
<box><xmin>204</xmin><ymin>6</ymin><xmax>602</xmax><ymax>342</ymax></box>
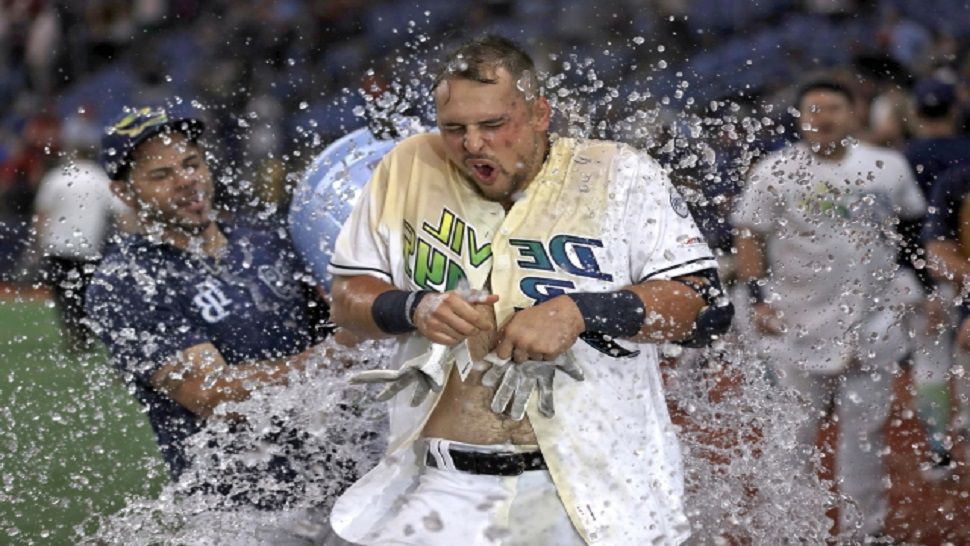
<box><xmin>810</xmin><ymin>141</ymin><xmax>849</xmax><ymax>162</ymax></box>
<box><xmin>157</xmin><ymin>222</ymin><xmax>227</xmax><ymax>257</ymax></box>
<box><xmin>502</xmin><ymin>136</ymin><xmax>550</xmax><ymax>210</ymax></box>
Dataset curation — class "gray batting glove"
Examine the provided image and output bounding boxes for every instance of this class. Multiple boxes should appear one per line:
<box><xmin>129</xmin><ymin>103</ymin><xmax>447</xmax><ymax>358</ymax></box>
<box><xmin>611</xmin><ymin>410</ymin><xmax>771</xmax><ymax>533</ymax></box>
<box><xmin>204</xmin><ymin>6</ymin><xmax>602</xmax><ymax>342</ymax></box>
<box><xmin>481</xmin><ymin>352</ymin><xmax>585</xmax><ymax>420</ymax></box>
<box><xmin>350</xmin><ymin>343</ymin><xmax>452</xmax><ymax>407</ymax></box>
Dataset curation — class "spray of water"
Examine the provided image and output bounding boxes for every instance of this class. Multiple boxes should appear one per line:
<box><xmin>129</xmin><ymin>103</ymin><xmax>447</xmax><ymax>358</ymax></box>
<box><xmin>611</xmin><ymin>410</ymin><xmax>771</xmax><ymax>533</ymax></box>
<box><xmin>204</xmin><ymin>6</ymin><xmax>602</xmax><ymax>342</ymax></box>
<box><xmin>57</xmin><ymin>30</ymin><xmax>850</xmax><ymax>546</ymax></box>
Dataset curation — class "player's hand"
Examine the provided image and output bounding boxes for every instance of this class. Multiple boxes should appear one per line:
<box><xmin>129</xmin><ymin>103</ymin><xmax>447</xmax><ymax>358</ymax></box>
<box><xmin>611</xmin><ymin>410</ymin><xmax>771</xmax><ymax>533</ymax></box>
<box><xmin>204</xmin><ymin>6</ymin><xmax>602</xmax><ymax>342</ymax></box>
<box><xmin>349</xmin><ymin>344</ymin><xmax>452</xmax><ymax>406</ymax></box>
<box><xmin>956</xmin><ymin>317</ymin><xmax>970</xmax><ymax>352</ymax></box>
<box><xmin>923</xmin><ymin>296</ymin><xmax>947</xmax><ymax>337</ymax></box>
<box><xmin>481</xmin><ymin>352</ymin><xmax>585</xmax><ymax>420</ymax></box>
<box><xmin>413</xmin><ymin>290</ymin><xmax>499</xmax><ymax>346</ymax></box>
<box><xmin>494</xmin><ymin>295</ymin><xmax>585</xmax><ymax>363</ymax></box>
<box><xmin>751</xmin><ymin>302</ymin><xmax>785</xmax><ymax>336</ymax></box>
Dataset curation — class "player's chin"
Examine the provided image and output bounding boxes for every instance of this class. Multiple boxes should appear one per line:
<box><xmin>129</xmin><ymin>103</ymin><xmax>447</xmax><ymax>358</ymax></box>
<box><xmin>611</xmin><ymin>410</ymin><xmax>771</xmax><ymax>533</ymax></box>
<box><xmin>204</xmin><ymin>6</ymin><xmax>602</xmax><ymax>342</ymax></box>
<box><xmin>474</xmin><ymin>182</ymin><xmax>513</xmax><ymax>203</ymax></box>
<box><xmin>173</xmin><ymin>214</ymin><xmax>214</xmax><ymax>233</ymax></box>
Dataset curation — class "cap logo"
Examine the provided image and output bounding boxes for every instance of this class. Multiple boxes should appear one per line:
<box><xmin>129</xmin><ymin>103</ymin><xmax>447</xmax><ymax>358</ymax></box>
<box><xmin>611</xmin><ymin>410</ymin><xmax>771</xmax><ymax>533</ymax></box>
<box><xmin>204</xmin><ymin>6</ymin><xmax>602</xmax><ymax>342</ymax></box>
<box><xmin>110</xmin><ymin>107</ymin><xmax>170</xmax><ymax>138</ymax></box>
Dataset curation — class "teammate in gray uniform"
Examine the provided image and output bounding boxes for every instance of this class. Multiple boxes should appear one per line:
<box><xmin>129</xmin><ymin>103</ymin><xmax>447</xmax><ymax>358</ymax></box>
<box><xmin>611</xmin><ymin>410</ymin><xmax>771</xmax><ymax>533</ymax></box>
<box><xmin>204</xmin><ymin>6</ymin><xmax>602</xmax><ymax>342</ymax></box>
<box><xmin>733</xmin><ymin>80</ymin><xmax>925</xmax><ymax>543</ymax></box>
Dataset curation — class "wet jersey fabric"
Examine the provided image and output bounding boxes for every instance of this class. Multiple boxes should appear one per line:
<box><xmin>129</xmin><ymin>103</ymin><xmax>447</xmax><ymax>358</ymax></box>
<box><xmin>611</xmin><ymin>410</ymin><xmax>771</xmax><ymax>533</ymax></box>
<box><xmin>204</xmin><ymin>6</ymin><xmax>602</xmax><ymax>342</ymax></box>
<box><xmin>732</xmin><ymin>142</ymin><xmax>926</xmax><ymax>373</ymax></box>
<box><xmin>85</xmin><ymin>222</ymin><xmax>320</xmax><ymax>478</ymax></box>
<box><xmin>329</xmin><ymin>133</ymin><xmax>715</xmax><ymax>545</ymax></box>
<box><xmin>289</xmin><ymin>127</ymin><xmax>402</xmax><ymax>294</ymax></box>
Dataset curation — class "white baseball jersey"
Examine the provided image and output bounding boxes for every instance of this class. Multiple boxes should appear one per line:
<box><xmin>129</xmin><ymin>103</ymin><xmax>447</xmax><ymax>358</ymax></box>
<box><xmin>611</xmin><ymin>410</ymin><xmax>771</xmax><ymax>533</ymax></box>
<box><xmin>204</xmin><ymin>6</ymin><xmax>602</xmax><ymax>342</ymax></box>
<box><xmin>732</xmin><ymin>141</ymin><xmax>926</xmax><ymax>373</ymax></box>
<box><xmin>329</xmin><ymin>133</ymin><xmax>715</xmax><ymax>545</ymax></box>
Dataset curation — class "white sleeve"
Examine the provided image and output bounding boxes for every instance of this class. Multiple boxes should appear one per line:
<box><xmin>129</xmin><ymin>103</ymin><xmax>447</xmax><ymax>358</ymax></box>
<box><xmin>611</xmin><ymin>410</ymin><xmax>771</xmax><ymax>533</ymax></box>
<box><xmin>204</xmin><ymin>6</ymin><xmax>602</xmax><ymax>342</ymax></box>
<box><xmin>327</xmin><ymin>154</ymin><xmax>394</xmax><ymax>282</ymax></box>
<box><xmin>889</xmin><ymin>154</ymin><xmax>926</xmax><ymax>219</ymax></box>
<box><xmin>32</xmin><ymin>171</ymin><xmax>60</xmax><ymax>213</ymax></box>
<box><xmin>730</xmin><ymin>155</ymin><xmax>786</xmax><ymax>234</ymax></box>
<box><xmin>627</xmin><ymin>154</ymin><xmax>717</xmax><ymax>282</ymax></box>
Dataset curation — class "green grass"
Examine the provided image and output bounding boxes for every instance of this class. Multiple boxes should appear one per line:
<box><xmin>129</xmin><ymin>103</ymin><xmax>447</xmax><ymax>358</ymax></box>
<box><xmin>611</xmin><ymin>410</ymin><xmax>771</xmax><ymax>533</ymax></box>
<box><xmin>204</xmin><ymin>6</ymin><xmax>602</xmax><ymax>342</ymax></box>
<box><xmin>0</xmin><ymin>296</ymin><xmax>167</xmax><ymax>545</ymax></box>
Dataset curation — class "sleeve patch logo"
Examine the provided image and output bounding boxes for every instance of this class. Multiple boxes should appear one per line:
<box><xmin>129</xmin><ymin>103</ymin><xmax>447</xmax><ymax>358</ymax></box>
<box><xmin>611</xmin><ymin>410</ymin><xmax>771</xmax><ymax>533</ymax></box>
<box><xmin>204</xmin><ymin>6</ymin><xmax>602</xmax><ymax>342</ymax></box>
<box><xmin>670</xmin><ymin>191</ymin><xmax>690</xmax><ymax>218</ymax></box>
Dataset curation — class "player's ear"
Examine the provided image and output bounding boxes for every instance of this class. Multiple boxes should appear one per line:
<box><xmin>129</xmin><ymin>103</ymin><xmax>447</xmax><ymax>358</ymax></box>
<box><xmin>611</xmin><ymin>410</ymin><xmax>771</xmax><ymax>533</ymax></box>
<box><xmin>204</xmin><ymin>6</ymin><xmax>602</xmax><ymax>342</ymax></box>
<box><xmin>110</xmin><ymin>179</ymin><xmax>136</xmax><ymax>210</ymax></box>
<box><xmin>531</xmin><ymin>96</ymin><xmax>551</xmax><ymax>132</ymax></box>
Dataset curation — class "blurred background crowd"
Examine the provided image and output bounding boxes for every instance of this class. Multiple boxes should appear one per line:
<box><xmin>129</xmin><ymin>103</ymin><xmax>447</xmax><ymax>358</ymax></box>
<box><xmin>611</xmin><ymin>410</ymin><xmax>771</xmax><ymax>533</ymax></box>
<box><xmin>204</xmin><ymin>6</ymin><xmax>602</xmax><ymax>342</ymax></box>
<box><xmin>1</xmin><ymin>0</ymin><xmax>967</xmax><ymax>280</ymax></box>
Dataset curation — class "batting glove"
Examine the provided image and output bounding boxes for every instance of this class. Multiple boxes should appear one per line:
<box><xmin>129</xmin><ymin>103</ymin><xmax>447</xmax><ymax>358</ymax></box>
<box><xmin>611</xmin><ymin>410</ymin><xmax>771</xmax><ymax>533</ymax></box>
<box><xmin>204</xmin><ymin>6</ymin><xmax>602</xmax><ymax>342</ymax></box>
<box><xmin>350</xmin><ymin>343</ymin><xmax>452</xmax><ymax>407</ymax></box>
<box><xmin>481</xmin><ymin>352</ymin><xmax>585</xmax><ymax>420</ymax></box>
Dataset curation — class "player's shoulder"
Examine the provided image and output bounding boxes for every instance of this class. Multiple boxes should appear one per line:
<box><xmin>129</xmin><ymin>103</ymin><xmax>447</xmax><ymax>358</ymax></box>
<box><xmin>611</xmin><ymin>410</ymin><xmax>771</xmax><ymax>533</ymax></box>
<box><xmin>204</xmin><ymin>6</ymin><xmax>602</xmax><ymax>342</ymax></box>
<box><xmin>89</xmin><ymin>235</ymin><xmax>167</xmax><ymax>297</ymax></box>
<box><xmin>224</xmin><ymin>220</ymin><xmax>294</xmax><ymax>253</ymax></box>
<box><xmin>387</xmin><ymin>132</ymin><xmax>446</xmax><ymax>161</ymax></box>
<box><xmin>853</xmin><ymin>141</ymin><xmax>906</xmax><ymax>164</ymax></box>
<box><xmin>569</xmin><ymin>137</ymin><xmax>665</xmax><ymax>176</ymax></box>
<box><xmin>852</xmin><ymin>142</ymin><xmax>914</xmax><ymax>178</ymax></box>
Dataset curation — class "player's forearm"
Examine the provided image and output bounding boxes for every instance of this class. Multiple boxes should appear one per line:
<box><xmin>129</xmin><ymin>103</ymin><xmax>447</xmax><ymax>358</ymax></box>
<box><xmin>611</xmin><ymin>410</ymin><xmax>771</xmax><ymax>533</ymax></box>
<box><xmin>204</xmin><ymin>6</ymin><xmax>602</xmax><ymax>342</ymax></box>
<box><xmin>926</xmin><ymin>241</ymin><xmax>970</xmax><ymax>285</ymax></box>
<box><xmin>625</xmin><ymin>279</ymin><xmax>706</xmax><ymax>342</ymax></box>
<box><xmin>734</xmin><ymin>231</ymin><xmax>768</xmax><ymax>281</ymax></box>
<box><xmin>154</xmin><ymin>343</ymin><xmax>303</xmax><ymax>418</ymax></box>
<box><xmin>330</xmin><ymin>275</ymin><xmax>398</xmax><ymax>339</ymax></box>
<box><xmin>199</xmin><ymin>359</ymin><xmax>303</xmax><ymax>415</ymax></box>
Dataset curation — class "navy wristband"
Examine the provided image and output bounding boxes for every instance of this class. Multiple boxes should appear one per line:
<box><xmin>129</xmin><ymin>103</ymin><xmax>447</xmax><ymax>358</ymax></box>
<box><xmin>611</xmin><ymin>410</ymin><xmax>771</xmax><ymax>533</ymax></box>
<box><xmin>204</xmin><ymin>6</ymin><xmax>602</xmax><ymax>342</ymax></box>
<box><xmin>567</xmin><ymin>290</ymin><xmax>645</xmax><ymax>338</ymax></box>
<box><xmin>372</xmin><ymin>290</ymin><xmax>431</xmax><ymax>334</ymax></box>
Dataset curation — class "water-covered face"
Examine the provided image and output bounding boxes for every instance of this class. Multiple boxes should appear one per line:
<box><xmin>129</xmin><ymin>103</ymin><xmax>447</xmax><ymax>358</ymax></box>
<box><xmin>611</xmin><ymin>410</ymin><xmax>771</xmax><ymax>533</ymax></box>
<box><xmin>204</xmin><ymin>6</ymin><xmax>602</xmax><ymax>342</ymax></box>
<box><xmin>798</xmin><ymin>89</ymin><xmax>854</xmax><ymax>152</ymax></box>
<box><xmin>114</xmin><ymin>132</ymin><xmax>215</xmax><ymax>234</ymax></box>
<box><xmin>434</xmin><ymin>67</ymin><xmax>551</xmax><ymax>207</ymax></box>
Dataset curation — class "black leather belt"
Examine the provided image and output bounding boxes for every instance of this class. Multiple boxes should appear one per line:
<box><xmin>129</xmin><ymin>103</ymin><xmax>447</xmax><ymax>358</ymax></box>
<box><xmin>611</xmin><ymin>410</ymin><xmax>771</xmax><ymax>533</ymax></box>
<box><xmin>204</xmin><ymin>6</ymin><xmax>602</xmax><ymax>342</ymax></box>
<box><xmin>425</xmin><ymin>447</ymin><xmax>547</xmax><ymax>476</ymax></box>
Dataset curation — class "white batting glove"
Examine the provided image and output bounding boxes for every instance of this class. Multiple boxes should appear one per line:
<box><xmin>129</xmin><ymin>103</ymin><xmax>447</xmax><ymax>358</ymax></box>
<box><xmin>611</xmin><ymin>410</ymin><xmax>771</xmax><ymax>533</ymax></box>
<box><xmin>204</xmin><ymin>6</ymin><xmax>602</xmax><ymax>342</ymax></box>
<box><xmin>350</xmin><ymin>343</ymin><xmax>452</xmax><ymax>407</ymax></box>
<box><xmin>481</xmin><ymin>352</ymin><xmax>585</xmax><ymax>420</ymax></box>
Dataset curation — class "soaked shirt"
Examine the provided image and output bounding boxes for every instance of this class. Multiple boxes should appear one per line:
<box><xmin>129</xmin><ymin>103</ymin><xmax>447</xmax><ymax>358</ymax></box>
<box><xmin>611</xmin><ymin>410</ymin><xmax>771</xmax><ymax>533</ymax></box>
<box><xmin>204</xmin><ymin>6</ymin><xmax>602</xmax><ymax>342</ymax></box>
<box><xmin>329</xmin><ymin>133</ymin><xmax>715</xmax><ymax>545</ymax></box>
<box><xmin>85</xmin><ymin>223</ymin><xmax>321</xmax><ymax>478</ymax></box>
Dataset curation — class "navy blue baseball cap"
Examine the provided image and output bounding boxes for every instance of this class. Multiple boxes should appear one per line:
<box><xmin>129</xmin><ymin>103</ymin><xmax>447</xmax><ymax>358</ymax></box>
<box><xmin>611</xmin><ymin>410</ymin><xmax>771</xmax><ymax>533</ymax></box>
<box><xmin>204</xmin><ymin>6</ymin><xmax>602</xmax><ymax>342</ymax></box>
<box><xmin>100</xmin><ymin>106</ymin><xmax>205</xmax><ymax>180</ymax></box>
<box><xmin>914</xmin><ymin>78</ymin><xmax>956</xmax><ymax>118</ymax></box>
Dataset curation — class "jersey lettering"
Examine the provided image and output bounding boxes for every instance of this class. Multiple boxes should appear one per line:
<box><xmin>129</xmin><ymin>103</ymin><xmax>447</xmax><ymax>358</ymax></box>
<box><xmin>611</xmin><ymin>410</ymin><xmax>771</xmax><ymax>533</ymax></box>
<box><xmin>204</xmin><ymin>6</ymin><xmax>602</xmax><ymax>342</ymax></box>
<box><xmin>510</xmin><ymin>235</ymin><xmax>613</xmax><ymax>280</ymax></box>
<box><xmin>550</xmin><ymin>235</ymin><xmax>613</xmax><ymax>281</ymax></box>
<box><xmin>404</xmin><ymin>210</ymin><xmax>488</xmax><ymax>291</ymax></box>
<box><xmin>193</xmin><ymin>278</ymin><xmax>232</xmax><ymax>323</ymax></box>
<box><xmin>520</xmin><ymin>277</ymin><xmax>576</xmax><ymax>302</ymax></box>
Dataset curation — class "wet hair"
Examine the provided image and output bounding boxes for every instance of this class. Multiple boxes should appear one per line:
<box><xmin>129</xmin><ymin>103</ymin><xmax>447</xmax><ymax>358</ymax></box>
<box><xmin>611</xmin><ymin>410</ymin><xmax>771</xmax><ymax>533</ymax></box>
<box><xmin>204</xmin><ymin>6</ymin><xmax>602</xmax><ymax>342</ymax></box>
<box><xmin>433</xmin><ymin>34</ymin><xmax>540</xmax><ymax>100</ymax></box>
<box><xmin>795</xmin><ymin>79</ymin><xmax>855</xmax><ymax>107</ymax></box>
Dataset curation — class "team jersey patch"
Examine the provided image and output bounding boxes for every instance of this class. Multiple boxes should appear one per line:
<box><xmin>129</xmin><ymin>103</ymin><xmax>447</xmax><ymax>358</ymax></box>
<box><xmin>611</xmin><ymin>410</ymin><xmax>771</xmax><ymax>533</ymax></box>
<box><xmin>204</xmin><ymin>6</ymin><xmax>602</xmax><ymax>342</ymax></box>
<box><xmin>670</xmin><ymin>190</ymin><xmax>690</xmax><ymax>218</ymax></box>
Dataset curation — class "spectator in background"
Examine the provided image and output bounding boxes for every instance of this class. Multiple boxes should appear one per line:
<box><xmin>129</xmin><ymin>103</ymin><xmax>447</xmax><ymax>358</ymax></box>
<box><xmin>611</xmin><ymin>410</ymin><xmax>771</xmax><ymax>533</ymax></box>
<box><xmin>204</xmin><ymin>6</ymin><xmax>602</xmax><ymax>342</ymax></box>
<box><xmin>0</xmin><ymin>111</ymin><xmax>60</xmax><ymax>219</ymax></box>
<box><xmin>31</xmin><ymin>113</ymin><xmax>134</xmax><ymax>352</ymax></box>
<box><xmin>922</xmin><ymin>165</ymin><xmax>970</xmax><ymax>468</ymax></box>
<box><xmin>905</xmin><ymin>76</ymin><xmax>970</xmax><ymax>196</ymax></box>
<box><xmin>956</xmin><ymin>55</ymin><xmax>970</xmax><ymax>134</ymax></box>
<box><xmin>733</xmin><ymin>80</ymin><xmax>926</xmax><ymax>542</ymax></box>
<box><xmin>901</xmin><ymin>75</ymin><xmax>970</xmax><ymax>474</ymax></box>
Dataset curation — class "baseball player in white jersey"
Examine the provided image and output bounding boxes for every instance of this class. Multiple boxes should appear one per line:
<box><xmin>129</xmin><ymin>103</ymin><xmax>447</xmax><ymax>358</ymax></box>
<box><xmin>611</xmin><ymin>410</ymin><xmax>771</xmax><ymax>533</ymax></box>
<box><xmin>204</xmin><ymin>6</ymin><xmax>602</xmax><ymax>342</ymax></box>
<box><xmin>733</xmin><ymin>80</ymin><xmax>925</xmax><ymax>542</ymax></box>
<box><xmin>326</xmin><ymin>36</ymin><xmax>732</xmax><ymax>545</ymax></box>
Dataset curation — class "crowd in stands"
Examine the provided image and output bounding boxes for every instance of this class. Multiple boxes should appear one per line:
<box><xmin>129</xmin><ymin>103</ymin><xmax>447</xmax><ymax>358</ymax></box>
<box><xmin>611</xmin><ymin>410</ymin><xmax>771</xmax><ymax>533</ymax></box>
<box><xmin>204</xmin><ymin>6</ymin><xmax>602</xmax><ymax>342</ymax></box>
<box><xmin>0</xmin><ymin>0</ymin><xmax>967</xmax><ymax>278</ymax></box>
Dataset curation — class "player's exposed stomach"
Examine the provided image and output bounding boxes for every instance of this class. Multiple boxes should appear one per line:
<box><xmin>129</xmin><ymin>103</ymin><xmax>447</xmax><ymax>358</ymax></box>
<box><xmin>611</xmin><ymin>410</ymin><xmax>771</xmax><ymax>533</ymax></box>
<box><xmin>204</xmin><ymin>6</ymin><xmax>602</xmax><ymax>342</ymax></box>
<box><xmin>421</xmin><ymin>366</ymin><xmax>538</xmax><ymax>445</ymax></box>
<box><xmin>421</xmin><ymin>300</ymin><xmax>537</xmax><ymax>445</ymax></box>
